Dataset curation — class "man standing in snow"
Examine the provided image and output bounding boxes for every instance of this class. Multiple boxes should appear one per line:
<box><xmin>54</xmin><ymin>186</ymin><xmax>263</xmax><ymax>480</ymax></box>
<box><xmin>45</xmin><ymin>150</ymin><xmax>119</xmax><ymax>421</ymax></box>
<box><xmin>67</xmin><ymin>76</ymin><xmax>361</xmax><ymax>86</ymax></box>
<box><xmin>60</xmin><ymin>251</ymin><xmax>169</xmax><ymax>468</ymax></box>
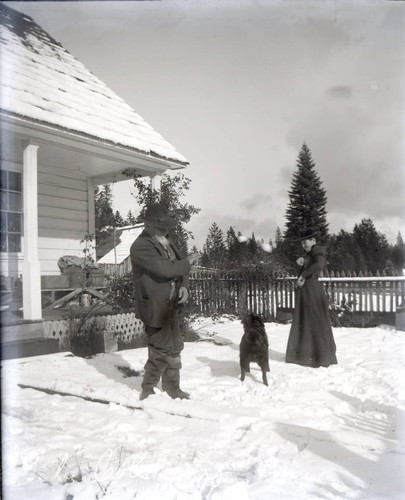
<box><xmin>130</xmin><ymin>203</ymin><xmax>200</xmax><ymax>400</ymax></box>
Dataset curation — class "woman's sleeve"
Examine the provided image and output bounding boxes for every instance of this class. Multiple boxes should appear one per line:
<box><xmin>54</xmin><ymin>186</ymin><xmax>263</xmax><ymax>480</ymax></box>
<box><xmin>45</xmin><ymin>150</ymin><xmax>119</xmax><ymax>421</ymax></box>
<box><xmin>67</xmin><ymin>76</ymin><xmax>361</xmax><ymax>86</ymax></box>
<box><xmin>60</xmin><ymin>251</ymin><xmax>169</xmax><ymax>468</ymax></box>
<box><xmin>300</xmin><ymin>247</ymin><xmax>326</xmax><ymax>278</ymax></box>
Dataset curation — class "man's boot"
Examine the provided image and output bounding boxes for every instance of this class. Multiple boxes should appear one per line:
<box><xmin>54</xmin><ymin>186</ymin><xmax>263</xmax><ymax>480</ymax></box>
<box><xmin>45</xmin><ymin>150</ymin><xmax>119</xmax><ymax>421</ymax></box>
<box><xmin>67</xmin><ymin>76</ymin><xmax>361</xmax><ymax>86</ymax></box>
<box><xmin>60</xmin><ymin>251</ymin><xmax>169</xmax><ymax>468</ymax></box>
<box><xmin>140</xmin><ymin>346</ymin><xmax>169</xmax><ymax>400</ymax></box>
<box><xmin>161</xmin><ymin>355</ymin><xmax>190</xmax><ymax>400</ymax></box>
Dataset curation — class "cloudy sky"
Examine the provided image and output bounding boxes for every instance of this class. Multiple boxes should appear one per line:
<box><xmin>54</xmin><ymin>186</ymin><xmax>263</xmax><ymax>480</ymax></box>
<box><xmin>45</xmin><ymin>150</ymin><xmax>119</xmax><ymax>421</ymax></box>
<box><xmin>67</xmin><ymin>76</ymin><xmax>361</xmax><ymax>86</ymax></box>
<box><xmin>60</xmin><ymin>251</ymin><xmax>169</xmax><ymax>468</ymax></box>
<box><xmin>7</xmin><ymin>0</ymin><xmax>405</xmax><ymax>248</ymax></box>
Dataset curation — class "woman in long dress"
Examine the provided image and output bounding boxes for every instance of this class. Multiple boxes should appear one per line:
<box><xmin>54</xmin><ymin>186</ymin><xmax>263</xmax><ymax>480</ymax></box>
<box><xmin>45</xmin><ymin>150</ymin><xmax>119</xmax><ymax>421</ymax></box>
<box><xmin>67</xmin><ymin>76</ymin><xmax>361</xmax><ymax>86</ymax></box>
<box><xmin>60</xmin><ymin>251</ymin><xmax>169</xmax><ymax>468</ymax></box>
<box><xmin>285</xmin><ymin>229</ymin><xmax>337</xmax><ymax>368</ymax></box>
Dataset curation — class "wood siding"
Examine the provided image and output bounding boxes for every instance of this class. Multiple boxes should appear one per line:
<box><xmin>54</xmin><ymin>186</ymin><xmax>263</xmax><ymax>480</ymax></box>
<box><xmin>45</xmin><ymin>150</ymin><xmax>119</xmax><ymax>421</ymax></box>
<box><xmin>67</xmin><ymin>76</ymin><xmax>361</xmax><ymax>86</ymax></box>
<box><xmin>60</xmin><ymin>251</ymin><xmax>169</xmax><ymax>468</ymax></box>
<box><xmin>37</xmin><ymin>166</ymin><xmax>89</xmax><ymax>275</ymax></box>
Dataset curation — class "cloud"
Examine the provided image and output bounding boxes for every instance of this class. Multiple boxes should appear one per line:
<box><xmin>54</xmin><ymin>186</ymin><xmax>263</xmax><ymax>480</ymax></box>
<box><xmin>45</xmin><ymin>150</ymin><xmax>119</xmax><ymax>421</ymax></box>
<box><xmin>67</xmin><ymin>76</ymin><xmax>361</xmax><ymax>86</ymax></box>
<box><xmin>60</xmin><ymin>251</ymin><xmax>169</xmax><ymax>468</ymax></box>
<box><xmin>328</xmin><ymin>85</ymin><xmax>352</xmax><ymax>98</ymax></box>
<box><xmin>285</xmin><ymin>72</ymin><xmax>404</xmax><ymax>222</ymax></box>
<box><xmin>240</xmin><ymin>193</ymin><xmax>272</xmax><ymax>212</ymax></box>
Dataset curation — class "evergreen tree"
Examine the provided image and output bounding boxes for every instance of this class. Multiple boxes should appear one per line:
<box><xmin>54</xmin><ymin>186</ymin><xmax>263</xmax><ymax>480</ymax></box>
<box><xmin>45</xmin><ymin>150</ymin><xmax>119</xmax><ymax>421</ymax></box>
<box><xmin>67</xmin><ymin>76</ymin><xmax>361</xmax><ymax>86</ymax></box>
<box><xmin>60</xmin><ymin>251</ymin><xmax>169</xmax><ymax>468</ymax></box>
<box><xmin>284</xmin><ymin>144</ymin><xmax>329</xmax><ymax>262</ymax></box>
<box><xmin>123</xmin><ymin>171</ymin><xmax>200</xmax><ymax>256</ymax></box>
<box><xmin>271</xmin><ymin>226</ymin><xmax>286</xmax><ymax>260</ymax></box>
<box><xmin>353</xmin><ymin>219</ymin><xmax>390</xmax><ymax>273</ymax></box>
<box><xmin>226</xmin><ymin>226</ymin><xmax>250</xmax><ymax>264</ymax></box>
<box><xmin>327</xmin><ymin>222</ymin><xmax>403</xmax><ymax>275</ymax></box>
<box><xmin>268</xmin><ymin>238</ymin><xmax>274</xmax><ymax>251</ymax></box>
<box><xmin>114</xmin><ymin>210</ymin><xmax>125</xmax><ymax>228</ymax></box>
<box><xmin>126</xmin><ymin>210</ymin><xmax>137</xmax><ymax>225</ymax></box>
<box><xmin>200</xmin><ymin>247</ymin><xmax>209</xmax><ymax>268</ymax></box>
<box><xmin>327</xmin><ymin>230</ymin><xmax>364</xmax><ymax>273</ymax></box>
<box><xmin>94</xmin><ymin>184</ymin><xmax>117</xmax><ymax>244</ymax></box>
<box><xmin>383</xmin><ymin>259</ymin><xmax>395</xmax><ymax>276</ymax></box>
<box><xmin>236</xmin><ymin>231</ymin><xmax>249</xmax><ymax>263</ymax></box>
<box><xmin>226</xmin><ymin>226</ymin><xmax>239</xmax><ymax>262</ymax></box>
<box><xmin>274</xmin><ymin>226</ymin><xmax>283</xmax><ymax>247</ymax></box>
<box><xmin>391</xmin><ymin>232</ymin><xmax>405</xmax><ymax>272</ymax></box>
<box><xmin>247</xmin><ymin>232</ymin><xmax>259</xmax><ymax>259</ymax></box>
<box><xmin>202</xmin><ymin>222</ymin><xmax>227</xmax><ymax>268</ymax></box>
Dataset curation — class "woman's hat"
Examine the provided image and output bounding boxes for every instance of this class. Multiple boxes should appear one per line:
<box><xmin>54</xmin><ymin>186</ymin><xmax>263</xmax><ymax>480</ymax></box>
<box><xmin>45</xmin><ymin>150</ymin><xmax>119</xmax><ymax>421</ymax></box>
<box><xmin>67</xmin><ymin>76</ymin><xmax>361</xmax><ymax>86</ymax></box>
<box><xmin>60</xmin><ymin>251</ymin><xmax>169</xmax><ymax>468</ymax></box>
<box><xmin>299</xmin><ymin>228</ymin><xmax>318</xmax><ymax>241</ymax></box>
<box><xmin>140</xmin><ymin>203</ymin><xmax>177</xmax><ymax>228</ymax></box>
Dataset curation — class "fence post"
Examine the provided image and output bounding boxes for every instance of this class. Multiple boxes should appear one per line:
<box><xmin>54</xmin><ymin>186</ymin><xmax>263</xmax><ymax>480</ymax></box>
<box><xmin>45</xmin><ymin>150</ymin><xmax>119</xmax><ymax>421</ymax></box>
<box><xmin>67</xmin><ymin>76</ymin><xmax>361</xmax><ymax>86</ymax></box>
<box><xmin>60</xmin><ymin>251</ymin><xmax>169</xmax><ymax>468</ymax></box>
<box><xmin>238</xmin><ymin>279</ymin><xmax>248</xmax><ymax>316</ymax></box>
<box><xmin>270</xmin><ymin>279</ymin><xmax>276</xmax><ymax>320</ymax></box>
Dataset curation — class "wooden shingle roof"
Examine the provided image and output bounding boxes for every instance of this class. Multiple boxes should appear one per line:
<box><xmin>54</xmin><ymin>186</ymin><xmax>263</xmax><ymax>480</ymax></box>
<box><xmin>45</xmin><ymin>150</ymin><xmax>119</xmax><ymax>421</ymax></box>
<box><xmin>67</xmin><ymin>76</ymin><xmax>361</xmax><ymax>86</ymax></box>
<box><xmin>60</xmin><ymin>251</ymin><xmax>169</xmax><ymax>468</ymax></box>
<box><xmin>0</xmin><ymin>4</ymin><xmax>188</xmax><ymax>165</ymax></box>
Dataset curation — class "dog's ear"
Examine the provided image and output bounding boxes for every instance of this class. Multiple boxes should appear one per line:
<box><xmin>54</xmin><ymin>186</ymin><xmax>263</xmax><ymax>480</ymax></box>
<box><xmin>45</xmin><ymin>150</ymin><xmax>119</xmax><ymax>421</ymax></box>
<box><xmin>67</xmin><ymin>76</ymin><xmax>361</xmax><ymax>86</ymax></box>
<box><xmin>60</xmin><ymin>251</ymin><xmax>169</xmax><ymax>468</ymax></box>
<box><xmin>243</xmin><ymin>312</ymin><xmax>263</xmax><ymax>325</ymax></box>
<box><xmin>242</xmin><ymin>312</ymin><xmax>252</xmax><ymax>323</ymax></box>
<box><xmin>252</xmin><ymin>313</ymin><xmax>264</xmax><ymax>325</ymax></box>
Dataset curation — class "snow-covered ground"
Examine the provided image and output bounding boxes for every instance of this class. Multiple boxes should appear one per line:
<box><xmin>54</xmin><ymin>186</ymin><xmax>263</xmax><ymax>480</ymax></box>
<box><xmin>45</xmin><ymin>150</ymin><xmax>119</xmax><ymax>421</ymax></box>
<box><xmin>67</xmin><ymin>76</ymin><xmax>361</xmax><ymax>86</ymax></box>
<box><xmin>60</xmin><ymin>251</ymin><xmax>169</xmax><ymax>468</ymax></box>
<box><xmin>2</xmin><ymin>317</ymin><xmax>405</xmax><ymax>500</ymax></box>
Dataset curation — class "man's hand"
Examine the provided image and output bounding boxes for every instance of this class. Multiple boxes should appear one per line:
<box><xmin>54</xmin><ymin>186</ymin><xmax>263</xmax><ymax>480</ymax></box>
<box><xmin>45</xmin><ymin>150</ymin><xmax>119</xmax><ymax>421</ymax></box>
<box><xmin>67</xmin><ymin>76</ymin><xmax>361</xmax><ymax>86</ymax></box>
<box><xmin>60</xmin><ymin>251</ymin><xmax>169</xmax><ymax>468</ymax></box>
<box><xmin>187</xmin><ymin>252</ymin><xmax>201</xmax><ymax>266</ymax></box>
<box><xmin>297</xmin><ymin>276</ymin><xmax>305</xmax><ymax>288</ymax></box>
<box><xmin>178</xmin><ymin>286</ymin><xmax>189</xmax><ymax>304</ymax></box>
<box><xmin>296</xmin><ymin>257</ymin><xmax>305</xmax><ymax>266</ymax></box>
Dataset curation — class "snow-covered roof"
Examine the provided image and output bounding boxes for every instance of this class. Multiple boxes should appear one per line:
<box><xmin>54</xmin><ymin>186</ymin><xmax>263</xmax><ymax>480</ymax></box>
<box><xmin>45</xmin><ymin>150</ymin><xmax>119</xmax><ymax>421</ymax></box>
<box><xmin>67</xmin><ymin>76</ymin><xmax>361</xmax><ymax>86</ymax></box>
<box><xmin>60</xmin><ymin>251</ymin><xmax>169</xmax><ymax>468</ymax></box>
<box><xmin>97</xmin><ymin>225</ymin><xmax>144</xmax><ymax>265</ymax></box>
<box><xmin>0</xmin><ymin>4</ymin><xmax>188</xmax><ymax>165</ymax></box>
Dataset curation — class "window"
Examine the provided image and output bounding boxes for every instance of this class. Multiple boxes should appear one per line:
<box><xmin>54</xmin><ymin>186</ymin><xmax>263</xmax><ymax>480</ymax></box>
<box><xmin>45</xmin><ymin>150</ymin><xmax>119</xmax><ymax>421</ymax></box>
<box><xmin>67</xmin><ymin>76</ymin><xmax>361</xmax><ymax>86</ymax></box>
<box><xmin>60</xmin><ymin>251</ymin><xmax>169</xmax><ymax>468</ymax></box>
<box><xmin>1</xmin><ymin>170</ymin><xmax>22</xmax><ymax>252</ymax></box>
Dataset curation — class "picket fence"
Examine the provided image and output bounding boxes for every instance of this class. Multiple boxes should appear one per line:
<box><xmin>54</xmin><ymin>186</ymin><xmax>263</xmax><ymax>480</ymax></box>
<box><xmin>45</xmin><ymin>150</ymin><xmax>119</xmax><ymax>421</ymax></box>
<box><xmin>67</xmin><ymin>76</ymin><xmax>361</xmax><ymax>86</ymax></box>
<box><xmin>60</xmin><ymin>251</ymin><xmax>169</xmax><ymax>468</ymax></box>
<box><xmin>188</xmin><ymin>269</ymin><xmax>405</xmax><ymax>321</ymax></box>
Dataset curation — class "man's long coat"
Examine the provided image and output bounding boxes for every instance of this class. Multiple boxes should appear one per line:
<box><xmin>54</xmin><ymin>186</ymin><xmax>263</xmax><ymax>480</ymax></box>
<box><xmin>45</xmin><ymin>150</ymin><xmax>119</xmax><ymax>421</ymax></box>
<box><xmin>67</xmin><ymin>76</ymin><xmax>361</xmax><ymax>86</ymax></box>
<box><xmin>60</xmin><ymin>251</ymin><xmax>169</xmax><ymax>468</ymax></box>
<box><xmin>130</xmin><ymin>230</ymin><xmax>190</xmax><ymax>328</ymax></box>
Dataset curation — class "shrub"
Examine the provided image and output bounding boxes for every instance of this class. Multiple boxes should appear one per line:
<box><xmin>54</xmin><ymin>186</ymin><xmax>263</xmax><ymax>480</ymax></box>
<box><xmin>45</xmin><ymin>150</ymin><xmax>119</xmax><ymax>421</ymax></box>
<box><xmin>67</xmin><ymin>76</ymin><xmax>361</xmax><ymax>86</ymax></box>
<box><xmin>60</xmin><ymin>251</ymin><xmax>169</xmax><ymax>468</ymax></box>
<box><xmin>328</xmin><ymin>292</ymin><xmax>356</xmax><ymax>327</ymax></box>
<box><xmin>105</xmin><ymin>274</ymin><xmax>137</xmax><ymax>312</ymax></box>
<box><xmin>65</xmin><ymin>315</ymin><xmax>106</xmax><ymax>357</ymax></box>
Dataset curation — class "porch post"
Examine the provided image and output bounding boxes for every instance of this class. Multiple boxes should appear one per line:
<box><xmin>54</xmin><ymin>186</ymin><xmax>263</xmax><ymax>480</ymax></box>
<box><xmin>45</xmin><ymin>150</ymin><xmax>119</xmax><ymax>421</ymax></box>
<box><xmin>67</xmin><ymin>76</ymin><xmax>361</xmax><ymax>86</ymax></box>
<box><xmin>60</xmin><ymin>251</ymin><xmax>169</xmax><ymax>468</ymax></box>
<box><xmin>87</xmin><ymin>178</ymin><xmax>96</xmax><ymax>261</ymax></box>
<box><xmin>150</xmin><ymin>173</ymin><xmax>161</xmax><ymax>199</ymax></box>
<box><xmin>22</xmin><ymin>142</ymin><xmax>42</xmax><ymax>320</ymax></box>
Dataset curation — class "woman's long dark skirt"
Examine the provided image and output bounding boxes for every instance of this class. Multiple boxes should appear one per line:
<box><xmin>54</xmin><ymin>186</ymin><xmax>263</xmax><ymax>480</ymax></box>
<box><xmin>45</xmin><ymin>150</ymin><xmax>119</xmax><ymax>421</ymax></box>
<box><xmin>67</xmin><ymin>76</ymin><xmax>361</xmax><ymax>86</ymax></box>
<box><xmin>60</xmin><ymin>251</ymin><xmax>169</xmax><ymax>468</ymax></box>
<box><xmin>286</xmin><ymin>278</ymin><xmax>337</xmax><ymax>368</ymax></box>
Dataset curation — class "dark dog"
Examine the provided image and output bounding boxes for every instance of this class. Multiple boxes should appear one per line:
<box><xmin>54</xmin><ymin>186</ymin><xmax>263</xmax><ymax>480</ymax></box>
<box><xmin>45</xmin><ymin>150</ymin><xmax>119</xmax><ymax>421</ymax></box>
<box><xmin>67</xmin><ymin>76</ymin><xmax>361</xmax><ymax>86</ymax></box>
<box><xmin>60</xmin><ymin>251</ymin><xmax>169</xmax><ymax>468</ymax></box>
<box><xmin>240</xmin><ymin>312</ymin><xmax>270</xmax><ymax>386</ymax></box>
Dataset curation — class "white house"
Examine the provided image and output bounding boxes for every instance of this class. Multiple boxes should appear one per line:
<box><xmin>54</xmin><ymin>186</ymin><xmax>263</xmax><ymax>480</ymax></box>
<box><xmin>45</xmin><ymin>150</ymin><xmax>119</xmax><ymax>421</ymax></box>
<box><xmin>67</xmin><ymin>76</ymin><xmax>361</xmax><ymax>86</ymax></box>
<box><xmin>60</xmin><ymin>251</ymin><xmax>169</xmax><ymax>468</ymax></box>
<box><xmin>0</xmin><ymin>4</ymin><xmax>188</xmax><ymax>320</ymax></box>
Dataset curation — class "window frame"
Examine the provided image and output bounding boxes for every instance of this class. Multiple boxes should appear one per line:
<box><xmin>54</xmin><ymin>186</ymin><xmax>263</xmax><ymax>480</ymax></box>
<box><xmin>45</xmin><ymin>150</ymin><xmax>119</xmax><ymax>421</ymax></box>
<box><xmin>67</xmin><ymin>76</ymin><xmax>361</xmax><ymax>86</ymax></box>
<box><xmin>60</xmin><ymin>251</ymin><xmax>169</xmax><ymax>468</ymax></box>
<box><xmin>0</xmin><ymin>167</ymin><xmax>23</xmax><ymax>255</ymax></box>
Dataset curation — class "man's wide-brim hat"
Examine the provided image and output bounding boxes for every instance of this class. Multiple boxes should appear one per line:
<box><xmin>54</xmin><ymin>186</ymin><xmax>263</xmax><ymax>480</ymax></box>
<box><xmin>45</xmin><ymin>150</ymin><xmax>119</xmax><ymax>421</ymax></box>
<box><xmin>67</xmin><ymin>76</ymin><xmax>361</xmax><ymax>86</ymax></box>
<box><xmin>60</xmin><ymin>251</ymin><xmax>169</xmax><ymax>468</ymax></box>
<box><xmin>299</xmin><ymin>228</ymin><xmax>318</xmax><ymax>241</ymax></box>
<box><xmin>140</xmin><ymin>203</ymin><xmax>176</xmax><ymax>228</ymax></box>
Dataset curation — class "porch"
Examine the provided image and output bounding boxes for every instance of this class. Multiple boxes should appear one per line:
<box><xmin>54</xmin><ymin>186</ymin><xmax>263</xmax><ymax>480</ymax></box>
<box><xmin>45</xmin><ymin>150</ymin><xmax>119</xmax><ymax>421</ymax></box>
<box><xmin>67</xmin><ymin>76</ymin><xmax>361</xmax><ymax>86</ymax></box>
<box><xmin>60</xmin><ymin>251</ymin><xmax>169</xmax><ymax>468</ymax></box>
<box><xmin>0</xmin><ymin>301</ymin><xmax>141</xmax><ymax>361</ymax></box>
<box><xmin>1</xmin><ymin>274</ymin><xmax>116</xmax><ymax>359</ymax></box>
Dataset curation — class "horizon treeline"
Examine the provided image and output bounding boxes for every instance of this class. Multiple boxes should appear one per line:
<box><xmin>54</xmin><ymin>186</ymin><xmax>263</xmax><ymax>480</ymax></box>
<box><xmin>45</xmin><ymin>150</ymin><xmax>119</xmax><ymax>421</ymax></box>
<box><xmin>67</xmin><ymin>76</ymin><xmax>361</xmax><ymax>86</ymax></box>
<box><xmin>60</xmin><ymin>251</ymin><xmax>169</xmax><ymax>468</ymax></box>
<box><xmin>197</xmin><ymin>219</ymin><xmax>405</xmax><ymax>275</ymax></box>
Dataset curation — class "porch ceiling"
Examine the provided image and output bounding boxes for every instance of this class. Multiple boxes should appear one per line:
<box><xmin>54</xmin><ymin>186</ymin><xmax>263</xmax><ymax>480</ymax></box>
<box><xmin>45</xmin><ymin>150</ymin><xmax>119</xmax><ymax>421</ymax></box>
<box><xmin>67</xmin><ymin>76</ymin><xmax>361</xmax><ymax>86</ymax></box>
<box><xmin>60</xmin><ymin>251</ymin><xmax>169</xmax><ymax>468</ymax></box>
<box><xmin>0</xmin><ymin>114</ymin><xmax>185</xmax><ymax>185</ymax></box>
